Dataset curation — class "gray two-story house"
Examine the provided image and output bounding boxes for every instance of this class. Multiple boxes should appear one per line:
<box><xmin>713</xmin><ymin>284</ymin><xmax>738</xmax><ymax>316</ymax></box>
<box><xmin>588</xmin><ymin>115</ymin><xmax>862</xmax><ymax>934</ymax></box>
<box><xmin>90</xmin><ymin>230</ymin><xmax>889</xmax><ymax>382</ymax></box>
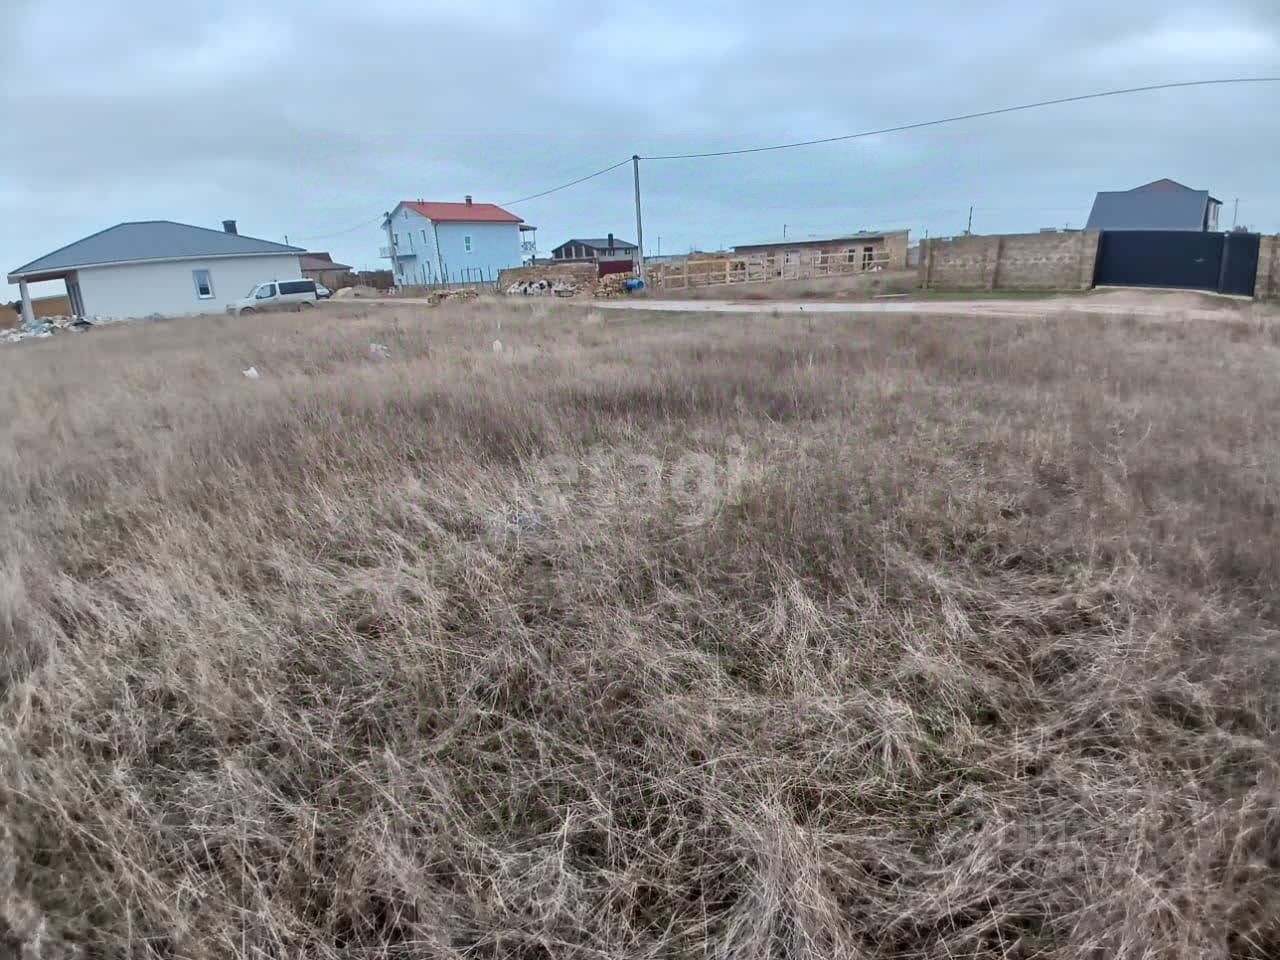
<box><xmin>1085</xmin><ymin>179</ymin><xmax>1223</xmax><ymax>232</ymax></box>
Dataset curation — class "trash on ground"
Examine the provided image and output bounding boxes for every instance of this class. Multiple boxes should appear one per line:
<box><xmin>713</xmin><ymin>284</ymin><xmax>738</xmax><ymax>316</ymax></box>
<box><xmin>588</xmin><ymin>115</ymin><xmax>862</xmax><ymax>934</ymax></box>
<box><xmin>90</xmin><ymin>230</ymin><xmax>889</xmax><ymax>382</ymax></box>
<box><xmin>242</xmin><ymin>366</ymin><xmax>261</xmax><ymax>380</ymax></box>
<box><xmin>3</xmin><ymin>313</ymin><xmax>126</xmax><ymax>346</ymax></box>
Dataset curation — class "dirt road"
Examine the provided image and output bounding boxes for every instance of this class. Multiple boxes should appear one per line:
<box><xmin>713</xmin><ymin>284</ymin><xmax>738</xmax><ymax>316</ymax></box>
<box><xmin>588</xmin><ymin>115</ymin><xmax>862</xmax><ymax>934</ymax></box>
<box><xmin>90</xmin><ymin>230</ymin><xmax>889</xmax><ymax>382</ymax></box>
<box><xmin>358</xmin><ymin>289</ymin><xmax>1263</xmax><ymax>321</ymax></box>
<box><xmin>591</xmin><ymin>290</ymin><xmax>1256</xmax><ymax>321</ymax></box>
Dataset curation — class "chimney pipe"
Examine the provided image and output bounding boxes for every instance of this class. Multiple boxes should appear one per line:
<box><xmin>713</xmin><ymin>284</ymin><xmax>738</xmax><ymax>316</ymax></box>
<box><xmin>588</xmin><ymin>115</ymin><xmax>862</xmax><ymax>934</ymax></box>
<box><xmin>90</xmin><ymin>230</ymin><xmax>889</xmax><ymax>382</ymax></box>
<box><xmin>464</xmin><ymin>195</ymin><xmax>472</xmax><ymax>206</ymax></box>
<box><xmin>222</xmin><ymin>219</ymin><xmax>238</xmax><ymax>235</ymax></box>
<box><xmin>608</xmin><ymin>232</ymin><xmax>614</xmax><ymax>250</ymax></box>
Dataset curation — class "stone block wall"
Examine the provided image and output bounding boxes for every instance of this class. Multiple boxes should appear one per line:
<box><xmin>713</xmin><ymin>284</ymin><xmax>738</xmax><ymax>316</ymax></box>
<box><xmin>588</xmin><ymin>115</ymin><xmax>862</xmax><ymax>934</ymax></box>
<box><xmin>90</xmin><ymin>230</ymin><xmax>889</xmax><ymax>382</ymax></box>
<box><xmin>1256</xmin><ymin>235</ymin><xmax>1279</xmax><ymax>300</ymax></box>
<box><xmin>920</xmin><ymin>232</ymin><xmax>1099</xmax><ymax>292</ymax></box>
<box><xmin>497</xmin><ymin>263</ymin><xmax>598</xmax><ymax>289</ymax></box>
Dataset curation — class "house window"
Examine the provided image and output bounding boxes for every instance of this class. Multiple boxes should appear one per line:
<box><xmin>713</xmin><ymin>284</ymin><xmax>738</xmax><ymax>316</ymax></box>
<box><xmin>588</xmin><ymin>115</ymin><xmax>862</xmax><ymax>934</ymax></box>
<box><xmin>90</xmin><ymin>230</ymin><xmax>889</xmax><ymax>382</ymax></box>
<box><xmin>862</xmin><ymin>246</ymin><xmax>875</xmax><ymax>269</ymax></box>
<box><xmin>845</xmin><ymin>247</ymin><xmax>858</xmax><ymax>263</ymax></box>
<box><xmin>784</xmin><ymin>250</ymin><xmax>799</xmax><ymax>265</ymax></box>
<box><xmin>464</xmin><ymin>235</ymin><xmax>473</xmax><ymax>253</ymax></box>
<box><xmin>192</xmin><ymin>269</ymin><xmax>214</xmax><ymax>299</ymax></box>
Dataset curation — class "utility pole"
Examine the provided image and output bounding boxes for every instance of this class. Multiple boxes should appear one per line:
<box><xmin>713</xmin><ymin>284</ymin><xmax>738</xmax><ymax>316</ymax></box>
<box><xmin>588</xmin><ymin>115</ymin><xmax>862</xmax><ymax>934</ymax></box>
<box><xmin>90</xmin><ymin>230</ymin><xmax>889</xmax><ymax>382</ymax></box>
<box><xmin>783</xmin><ymin>224</ymin><xmax>788</xmax><ymax>239</ymax></box>
<box><xmin>656</xmin><ymin>236</ymin><xmax>661</xmax><ymax>257</ymax></box>
<box><xmin>632</xmin><ymin>155</ymin><xmax>646</xmax><ymax>284</ymax></box>
<box><xmin>1232</xmin><ymin>198</ymin><xmax>1239</xmax><ymax>230</ymax></box>
<box><xmin>966</xmin><ymin>206</ymin><xmax>974</xmax><ymax>235</ymax></box>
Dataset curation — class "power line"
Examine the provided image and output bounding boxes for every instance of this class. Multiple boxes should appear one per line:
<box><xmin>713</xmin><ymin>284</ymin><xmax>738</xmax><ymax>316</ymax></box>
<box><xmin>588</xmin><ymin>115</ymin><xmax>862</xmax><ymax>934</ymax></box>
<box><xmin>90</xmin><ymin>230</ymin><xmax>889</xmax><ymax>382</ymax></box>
<box><xmin>640</xmin><ymin>77</ymin><xmax>1280</xmax><ymax>160</ymax></box>
<box><xmin>292</xmin><ymin>215</ymin><xmax>385</xmax><ymax>244</ymax></box>
<box><xmin>502</xmin><ymin>158</ymin><xmax>632</xmax><ymax>206</ymax></box>
<box><xmin>291</xmin><ymin>77</ymin><xmax>1277</xmax><ymax>238</ymax></box>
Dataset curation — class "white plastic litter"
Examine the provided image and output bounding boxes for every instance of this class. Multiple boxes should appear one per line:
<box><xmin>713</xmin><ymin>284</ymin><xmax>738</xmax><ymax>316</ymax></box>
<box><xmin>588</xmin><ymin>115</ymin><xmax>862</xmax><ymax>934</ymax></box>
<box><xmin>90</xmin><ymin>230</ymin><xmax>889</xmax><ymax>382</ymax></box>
<box><xmin>369</xmin><ymin>342</ymin><xmax>390</xmax><ymax>361</ymax></box>
<box><xmin>492</xmin><ymin>339</ymin><xmax>503</xmax><ymax>353</ymax></box>
<box><xmin>242</xmin><ymin>366</ymin><xmax>261</xmax><ymax>380</ymax></box>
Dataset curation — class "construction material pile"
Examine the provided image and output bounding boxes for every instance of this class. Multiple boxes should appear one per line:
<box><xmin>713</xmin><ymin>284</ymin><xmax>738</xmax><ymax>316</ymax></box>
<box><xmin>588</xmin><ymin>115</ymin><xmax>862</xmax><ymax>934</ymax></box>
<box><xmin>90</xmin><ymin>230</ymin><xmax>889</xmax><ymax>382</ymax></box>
<box><xmin>427</xmin><ymin>287</ymin><xmax>481</xmax><ymax>307</ymax></box>
<box><xmin>505</xmin><ymin>279</ymin><xmax>579</xmax><ymax>297</ymax></box>
<box><xmin>497</xmin><ymin>263</ymin><xmax>596</xmax><ymax>298</ymax></box>
<box><xmin>593</xmin><ymin>273</ymin><xmax>642</xmax><ymax>298</ymax></box>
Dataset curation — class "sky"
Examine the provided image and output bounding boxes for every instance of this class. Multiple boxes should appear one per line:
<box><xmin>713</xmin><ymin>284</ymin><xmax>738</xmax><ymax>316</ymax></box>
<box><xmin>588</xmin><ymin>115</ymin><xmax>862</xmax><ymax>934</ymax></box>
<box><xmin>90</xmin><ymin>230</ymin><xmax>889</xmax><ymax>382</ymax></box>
<box><xmin>3</xmin><ymin>0</ymin><xmax>1277</xmax><ymax>296</ymax></box>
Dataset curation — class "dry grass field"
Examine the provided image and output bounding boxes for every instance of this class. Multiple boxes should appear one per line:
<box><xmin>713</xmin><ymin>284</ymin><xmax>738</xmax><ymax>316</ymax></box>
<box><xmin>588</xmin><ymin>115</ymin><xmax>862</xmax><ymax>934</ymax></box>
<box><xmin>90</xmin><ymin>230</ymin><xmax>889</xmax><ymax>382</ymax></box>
<box><xmin>3</xmin><ymin>300</ymin><xmax>1280</xmax><ymax>958</ymax></box>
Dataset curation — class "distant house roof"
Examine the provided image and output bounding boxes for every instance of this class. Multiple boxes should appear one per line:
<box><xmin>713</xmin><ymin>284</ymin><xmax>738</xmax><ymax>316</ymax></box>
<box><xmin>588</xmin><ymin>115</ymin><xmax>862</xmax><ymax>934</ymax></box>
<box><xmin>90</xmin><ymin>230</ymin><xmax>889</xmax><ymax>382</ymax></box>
<box><xmin>399</xmin><ymin>201</ymin><xmax>523</xmax><ymax>224</ymax></box>
<box><xmin>300</xmin><ymin>252</ymin><xmax>352</xmax><ymax>272</ymax></box>
<box><xmin>554</xmin><ymin>237</ymin><xmax>638</xmax><ymax>252</ymax></box>
<box><xmin>1085</xmin><ymin>180</ymin><xmax>1223</xmax><ymax>231</ymax></box>
<box><xmin>733</xmin><ymin>229</ymin><xmax>907</xmax><ymax>252</ymax></box>
<box><xmin>9</xmin><ymin>221</ymin><xmax>302</xmax><ymax>281</ymax></box>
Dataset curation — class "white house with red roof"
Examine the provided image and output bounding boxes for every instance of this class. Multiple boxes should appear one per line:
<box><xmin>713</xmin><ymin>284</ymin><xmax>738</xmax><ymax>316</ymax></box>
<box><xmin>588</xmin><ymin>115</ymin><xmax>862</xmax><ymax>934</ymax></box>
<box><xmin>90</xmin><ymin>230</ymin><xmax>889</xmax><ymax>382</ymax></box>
<box><xmin>381</xmin><ymin>197</ymin><xmax>533</xmax><ymax>286</ymax></box>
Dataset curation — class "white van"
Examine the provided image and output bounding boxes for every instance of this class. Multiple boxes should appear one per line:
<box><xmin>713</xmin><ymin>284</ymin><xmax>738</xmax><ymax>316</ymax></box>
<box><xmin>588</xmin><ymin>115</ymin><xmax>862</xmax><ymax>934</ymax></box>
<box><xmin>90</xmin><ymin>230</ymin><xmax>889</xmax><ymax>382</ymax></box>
<box><xmin>227</xmin><ymin>279</ymin><xmax>318</xmax><ymax>316</ymax></box>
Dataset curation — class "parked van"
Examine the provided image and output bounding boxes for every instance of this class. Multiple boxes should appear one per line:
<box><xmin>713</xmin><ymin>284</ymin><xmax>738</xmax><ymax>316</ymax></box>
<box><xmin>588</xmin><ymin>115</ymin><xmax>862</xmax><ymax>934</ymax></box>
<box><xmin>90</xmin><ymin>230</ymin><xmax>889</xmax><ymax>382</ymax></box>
<box><xmin>227</xmin><ymin>279</ymin><xmax>318</xmax><ymax>316</ymax></box>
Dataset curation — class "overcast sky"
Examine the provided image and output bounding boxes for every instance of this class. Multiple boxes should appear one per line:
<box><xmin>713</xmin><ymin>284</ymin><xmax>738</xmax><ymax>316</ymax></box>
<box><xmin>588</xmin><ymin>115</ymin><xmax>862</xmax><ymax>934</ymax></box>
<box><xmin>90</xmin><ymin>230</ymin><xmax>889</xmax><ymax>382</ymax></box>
<box><xmin>4</xmin><ymin>0</ymin><xmax>1277</xmax><ymax>292</ymax></box>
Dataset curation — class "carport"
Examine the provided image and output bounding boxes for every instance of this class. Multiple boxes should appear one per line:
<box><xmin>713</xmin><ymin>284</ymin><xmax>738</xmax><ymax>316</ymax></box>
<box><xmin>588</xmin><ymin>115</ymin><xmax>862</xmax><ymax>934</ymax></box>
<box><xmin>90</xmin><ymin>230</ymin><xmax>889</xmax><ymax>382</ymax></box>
<box><xmin>7</xmin><ymin>266</ymin><xmax>83</xmax><ymax>325</ymax></box>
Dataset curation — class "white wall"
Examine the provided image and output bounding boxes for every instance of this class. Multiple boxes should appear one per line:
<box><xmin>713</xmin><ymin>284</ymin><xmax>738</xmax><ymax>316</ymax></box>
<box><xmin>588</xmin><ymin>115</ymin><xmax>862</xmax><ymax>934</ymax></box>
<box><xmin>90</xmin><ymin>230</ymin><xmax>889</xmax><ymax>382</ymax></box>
<box><xmin>75</xmin><ymin>255</ymin><xmax>302</xmax><ymax>319</ymax></box>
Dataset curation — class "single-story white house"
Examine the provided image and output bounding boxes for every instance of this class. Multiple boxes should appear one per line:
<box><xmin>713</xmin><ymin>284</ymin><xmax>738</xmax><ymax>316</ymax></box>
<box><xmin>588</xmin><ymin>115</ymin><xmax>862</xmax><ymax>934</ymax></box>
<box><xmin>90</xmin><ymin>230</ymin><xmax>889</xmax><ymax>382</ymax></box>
<box><xmin>7</xmin><ymin>220</ymin><xmax>304</xmax><ymax>322</ymax></box>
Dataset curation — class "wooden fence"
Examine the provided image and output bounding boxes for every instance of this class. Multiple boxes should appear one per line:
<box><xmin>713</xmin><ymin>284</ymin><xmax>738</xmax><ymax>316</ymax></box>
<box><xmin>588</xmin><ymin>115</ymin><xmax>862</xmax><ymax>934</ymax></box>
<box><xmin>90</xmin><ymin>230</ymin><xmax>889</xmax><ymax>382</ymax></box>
<box><xmin>650</xmin><ymin>249</ymin><xmax>896</xmax><ymax>291</ymax></box>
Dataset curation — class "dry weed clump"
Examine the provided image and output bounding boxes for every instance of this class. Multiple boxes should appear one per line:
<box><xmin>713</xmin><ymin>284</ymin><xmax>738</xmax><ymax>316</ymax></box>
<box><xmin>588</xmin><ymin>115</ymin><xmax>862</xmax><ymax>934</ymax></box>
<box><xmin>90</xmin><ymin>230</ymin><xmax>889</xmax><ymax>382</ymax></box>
<box><xmin>2</xmin><ymin>302</ymin><xmax>1280</xmax><ymax>958</ymax></box>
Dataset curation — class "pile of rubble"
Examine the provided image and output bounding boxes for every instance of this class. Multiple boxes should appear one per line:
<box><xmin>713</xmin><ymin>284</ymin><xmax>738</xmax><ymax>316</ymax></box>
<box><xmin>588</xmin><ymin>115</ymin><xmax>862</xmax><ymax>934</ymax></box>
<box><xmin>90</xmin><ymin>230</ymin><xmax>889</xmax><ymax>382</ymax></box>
<box><xmin>427</xmin><ymin>287</ymin><xmax>480</xmax><ymax>307</ymax></box>
<box><xmin>2</xmin><ymin>315</ymin><xmax>98</xmax><ymax>345</ymax></box>
<box><xmin>504</xmin><ymin>279</ymin><xmax>579</xmax><ymax>297</ymax></box>
<box><xmin>594</xmin><ymin>273</ymin><xmax>644</xmax><ymax>298</ymax></box>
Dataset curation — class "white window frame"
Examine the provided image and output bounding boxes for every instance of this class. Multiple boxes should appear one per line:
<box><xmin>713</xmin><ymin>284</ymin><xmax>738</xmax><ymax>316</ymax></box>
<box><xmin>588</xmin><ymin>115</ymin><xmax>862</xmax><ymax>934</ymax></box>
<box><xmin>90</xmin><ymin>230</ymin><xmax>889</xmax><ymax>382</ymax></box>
<box><xmin>192</xmin><ymin>269</ymin><xmax>214</xmax><ymax>299</ymax></box>
<box><xmin>464</xmin><ymin>235</ymin><xmax>473</xmax><ymax>253</ymax></box>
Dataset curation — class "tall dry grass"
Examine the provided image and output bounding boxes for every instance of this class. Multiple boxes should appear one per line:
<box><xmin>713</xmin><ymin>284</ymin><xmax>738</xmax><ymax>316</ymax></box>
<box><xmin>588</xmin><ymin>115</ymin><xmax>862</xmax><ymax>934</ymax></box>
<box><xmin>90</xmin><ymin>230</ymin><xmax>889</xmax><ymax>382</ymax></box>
<box><xmin>2</xmin><ymin>300</ymin><xmax>1280</xmax><ymax>958</ymax></box>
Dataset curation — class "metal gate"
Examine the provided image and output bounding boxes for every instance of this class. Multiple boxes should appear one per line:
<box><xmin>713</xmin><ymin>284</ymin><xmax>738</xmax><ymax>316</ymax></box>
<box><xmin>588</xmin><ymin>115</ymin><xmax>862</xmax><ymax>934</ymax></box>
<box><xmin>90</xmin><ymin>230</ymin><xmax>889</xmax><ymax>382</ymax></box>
<box><xmin>1219</xmin><ymin>232</ymin><xmax>1261</xmax><ymax>296</ymax></box>
<box><xmin>1094</xmin><ymin>230</ymin><xmax>1260</xmax><ymax>295</ymax></box>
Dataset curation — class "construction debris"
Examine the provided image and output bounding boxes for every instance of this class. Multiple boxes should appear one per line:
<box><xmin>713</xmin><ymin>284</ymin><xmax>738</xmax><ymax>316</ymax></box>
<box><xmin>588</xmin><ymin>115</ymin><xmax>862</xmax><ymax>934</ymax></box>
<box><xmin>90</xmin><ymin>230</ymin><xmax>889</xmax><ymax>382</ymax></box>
<box><xmin>505</xmin><ymin>279</ymin><xmax>579</xmax><ymax>297</ymax></box>
<box><xmin>497</xmin><ymin>263</ymin><xmax>596</xmax><ymax>298</ymax></box>
<box><xmin>427</xmin><ymin>288</ymin><xmax>480</xmax><ymax>307</ymax></box>
<box><xmin>3</xmin><ymin>314</ymin><xmax>106</xmax><ymax>345</ymax></box>
<box><xmin>593</xmin><ymin>273</ymin><xmax>644</xmax><ymax>298</ymax></box>
<box><xmin>369</xmin><ymin>342</ymin><xmax>391</xmax><ymax>361</ymax></box>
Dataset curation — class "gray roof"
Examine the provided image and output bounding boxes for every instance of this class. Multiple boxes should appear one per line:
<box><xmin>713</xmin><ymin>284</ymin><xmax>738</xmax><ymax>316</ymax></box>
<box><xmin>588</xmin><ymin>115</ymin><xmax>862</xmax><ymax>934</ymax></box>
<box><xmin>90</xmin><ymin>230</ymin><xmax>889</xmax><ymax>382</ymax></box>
<box><xmin>555</xmin><ymin>237</ymin><xmax>638</xmax><ymax>250</ymax></box>
<box><xmin>9</xmin><ymin>221</ymin><xmax>303</xmax><ymax>280</ymax></box>
<box><xmin>1085</xmin><ymin>183</ymin><xmax>1217</xmax><ymax>231</ymax></box>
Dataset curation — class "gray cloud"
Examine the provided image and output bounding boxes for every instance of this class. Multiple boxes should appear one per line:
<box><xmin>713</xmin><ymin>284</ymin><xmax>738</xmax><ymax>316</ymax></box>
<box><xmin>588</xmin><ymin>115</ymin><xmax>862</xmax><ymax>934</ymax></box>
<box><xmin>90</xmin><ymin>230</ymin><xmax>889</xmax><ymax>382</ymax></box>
<box><xmin>4</xmin><ymin>0</ymin><xmax>1277</xmax><ymax>283</ymax></box>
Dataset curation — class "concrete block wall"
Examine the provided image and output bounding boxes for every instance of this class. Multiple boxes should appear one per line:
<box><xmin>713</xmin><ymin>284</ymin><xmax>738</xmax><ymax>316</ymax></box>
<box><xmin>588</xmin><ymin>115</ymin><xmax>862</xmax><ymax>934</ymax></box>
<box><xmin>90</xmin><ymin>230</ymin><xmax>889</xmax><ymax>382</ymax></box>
<box><xmin>1256</xmin><ymin>235</ymin><xmax>1279</xmax><ymax>300</ymax></box>
<box><xmin>920</xmin><ymin>231</ymin><xmax>1099</xmax><ymax>292</ymax></box>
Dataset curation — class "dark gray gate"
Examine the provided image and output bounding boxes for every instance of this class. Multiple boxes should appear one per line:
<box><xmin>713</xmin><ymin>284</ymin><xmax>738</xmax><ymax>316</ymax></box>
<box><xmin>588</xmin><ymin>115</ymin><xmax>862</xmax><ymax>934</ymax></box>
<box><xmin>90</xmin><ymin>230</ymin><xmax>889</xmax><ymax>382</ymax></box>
<box><xmin>1219</xmin><ymin>232</ymin><xmax>1261</xmax><ymax>297</ymax></box>
<box><xmin>1094</xmin><ymin>230</ymin><xmax>1260</xmax><ymax>296</ymax></box>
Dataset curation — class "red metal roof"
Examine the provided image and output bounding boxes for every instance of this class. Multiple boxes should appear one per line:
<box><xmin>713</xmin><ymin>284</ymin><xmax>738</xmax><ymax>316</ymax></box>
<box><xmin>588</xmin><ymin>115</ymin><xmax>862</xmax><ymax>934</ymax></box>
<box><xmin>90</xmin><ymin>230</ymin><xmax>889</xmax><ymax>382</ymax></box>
<box><xmin>402</xmin><ymin>201</ymin><xmax>523</xmax><ymax>224</ymax></box>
